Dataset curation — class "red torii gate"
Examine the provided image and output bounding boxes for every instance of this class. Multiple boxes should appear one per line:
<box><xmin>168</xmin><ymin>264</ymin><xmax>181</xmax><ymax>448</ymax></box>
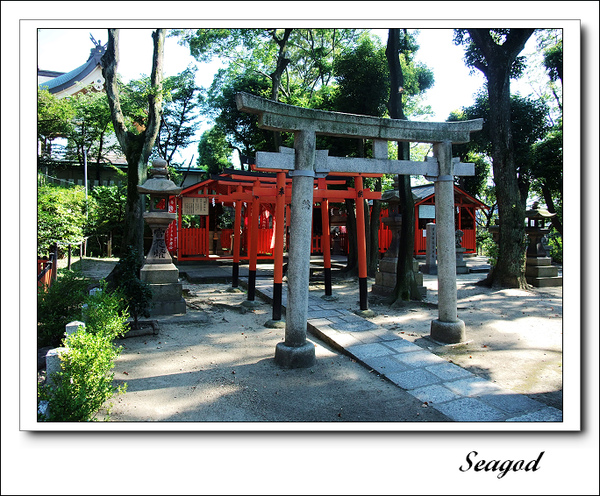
<box><xmin>171</xmin><ymin>167</ymin><xmax>382</xmax><ymax>321</ymax></box>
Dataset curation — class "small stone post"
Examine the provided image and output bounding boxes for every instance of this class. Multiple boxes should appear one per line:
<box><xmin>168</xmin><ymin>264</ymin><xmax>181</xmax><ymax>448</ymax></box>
<box><xmin>430</xmin><ymin>141</ymin><xmax>465</xmax><ymax>344</ymax></box>
<box><xmin>275</xmin><ymin>129</ymin><xmax>316</xmax><ymax>368</ymax></box>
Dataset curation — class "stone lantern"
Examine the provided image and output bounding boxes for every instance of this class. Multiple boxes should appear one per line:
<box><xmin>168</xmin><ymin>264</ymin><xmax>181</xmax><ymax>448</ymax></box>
<box><xmin>137</xmin><ymin>158</ymin><xmax>186</xmax><ymax>315</ymax></box>
<box><xmin>524</xmin><ymin>202</ymin><xmax>562</xmax><ymax>287</ymax></box>
<box><xmin>525</xmin><ymin>201</ymin><xmax>554</xmax><ymax>258</ymax></box>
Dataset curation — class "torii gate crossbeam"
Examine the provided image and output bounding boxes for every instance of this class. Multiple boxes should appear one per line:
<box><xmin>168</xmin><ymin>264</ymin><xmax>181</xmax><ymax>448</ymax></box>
<box><xmin>236</xmin><ymin>92</ymin><xmax>483</xmax><ymax>368</ymax></box>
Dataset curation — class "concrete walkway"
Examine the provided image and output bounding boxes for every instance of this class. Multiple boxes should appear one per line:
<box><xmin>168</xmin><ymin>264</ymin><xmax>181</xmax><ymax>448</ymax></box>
<box><xmin>177</xmin><ymin>256</ymin><xmax>563</xmax><ymax>423</ymax></box>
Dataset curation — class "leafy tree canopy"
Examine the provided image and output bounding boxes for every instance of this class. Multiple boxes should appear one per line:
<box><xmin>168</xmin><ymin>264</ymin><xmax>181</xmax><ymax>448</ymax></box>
<box><xmin>453</xmin><ymin>29</ymin><xmax>529</xmax><ymax>79</ymax></box>
<box><xmin>197</xmin><ymin>126</ymin><xmax>233</xmax><ymax>175</ymax></box>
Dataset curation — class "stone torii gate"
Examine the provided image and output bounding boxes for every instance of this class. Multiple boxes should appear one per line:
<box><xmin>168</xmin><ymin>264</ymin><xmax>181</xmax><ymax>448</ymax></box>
<box><xmin>236</xmin><ymin>92</ymin><xmax>483</xmax><ymax>368</ymax></box>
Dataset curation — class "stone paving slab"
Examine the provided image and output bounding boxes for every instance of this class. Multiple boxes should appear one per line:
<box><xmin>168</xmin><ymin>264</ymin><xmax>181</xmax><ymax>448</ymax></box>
<box><xmin>432</xmin><ymin>397</ymin><xmax>506</xmax><ymax>422</ymax></box>
<box><xmin>248</xmin><ymin>277</ymin><xmax>562</xmax><ymax>423</ymax></box>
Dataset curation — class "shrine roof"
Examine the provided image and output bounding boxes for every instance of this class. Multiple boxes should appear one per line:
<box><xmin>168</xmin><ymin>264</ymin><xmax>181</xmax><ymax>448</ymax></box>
<box><xmin>411</xmin><ymin>183</ymin><xmax>489</xmax><ymax>209</ymax></box>
<box><xmin>38</xmin><ymin>43</ymin><xmax>106</xmax><ymax>94</ymax></box>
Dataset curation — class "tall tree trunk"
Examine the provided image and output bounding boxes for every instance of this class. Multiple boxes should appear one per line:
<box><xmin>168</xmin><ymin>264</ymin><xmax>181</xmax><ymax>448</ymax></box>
<box><xmin>467</xmin><ymin>29</ymin><xmax>533</xmax><ymax>289</ymax></box>
<box><xmin>270</xmin><ymin>28</ymin><xmax>292</xmax><ymax>151</ymax></box>
<box><xmin>102</xmin><ymin>28</ymin><xmax>165</xmax><ymax>260</ymax></box>
<box><xmin>387</xmin><ymin>28</ymin><xmax>421</xmax><ymax>301</ymax></box>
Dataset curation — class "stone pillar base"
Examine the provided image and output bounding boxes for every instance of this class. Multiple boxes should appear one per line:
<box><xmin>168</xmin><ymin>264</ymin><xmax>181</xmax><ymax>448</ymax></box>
<box><xmin>275</xmin><ymin>341</ymin><xmax>316</xmax><ymax>369</ymax></box>
<box><xmin>430</xmin><ymin>319</ymin><xmax>466</xmax><ymax>344</ymax></box>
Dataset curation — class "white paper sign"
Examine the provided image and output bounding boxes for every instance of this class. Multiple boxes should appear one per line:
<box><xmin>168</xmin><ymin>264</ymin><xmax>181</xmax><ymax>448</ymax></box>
<box><xmin>182</xmin><ymin>197</ymin><xmax>209</xmax><ymax>215</ymax></box>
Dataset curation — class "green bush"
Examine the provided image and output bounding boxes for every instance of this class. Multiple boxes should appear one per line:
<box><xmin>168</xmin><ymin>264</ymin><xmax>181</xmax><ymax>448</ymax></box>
<box><xmin>38</xmin><ymin>184</ymin><xmax>88</xmax><ymax>257</ymax></box>
<box><xmin>38</xmin><ymin>286</ymin><xmax>129</xmax><ymax>422</ymax></box>
<box><xmin>86</xmin><ymin>185</ymin><xmax>127</xmax><ymax>257</ymax></box>
<box><xmin>477</xmin><ymin>229</ymin><xmax>498</xmax><ymax>266</ymax></box>
<box><xmin>37</xmin><ymin>269</ymin><xmax>90</xmax><ymax>347</ymax></box>
<box><xmin>82</xmin><ymin>282</ymin><xmax>130</xmax><ymax>338</ymax></box>
<box><xmin>110</xmin><ymin>249</ymin><xmax>152</xmax><ymax>329</ymax></box>
<box><xmin>547</xmin><ymin>228</ymin><xmax>562</xmax><ymax>264</ymax></box>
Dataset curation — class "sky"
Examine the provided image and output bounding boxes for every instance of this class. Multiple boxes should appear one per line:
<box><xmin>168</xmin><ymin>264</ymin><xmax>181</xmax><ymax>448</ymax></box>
<box><xmin>36</xmin><ymin>27</ymin><xmax>541</xmax><ymax>167</ymax></box>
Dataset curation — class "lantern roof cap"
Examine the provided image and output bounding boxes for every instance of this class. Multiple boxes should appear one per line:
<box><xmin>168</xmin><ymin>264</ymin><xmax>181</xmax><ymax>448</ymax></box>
<box><xmin>137</xmin><ymin>159</ymin><xmax>182</xmax><ymax>195</ymax></box>
<box><xmin>525</xmin><ymin>201</ymin><xmax>556</xmax><ymax>219</ymax></box>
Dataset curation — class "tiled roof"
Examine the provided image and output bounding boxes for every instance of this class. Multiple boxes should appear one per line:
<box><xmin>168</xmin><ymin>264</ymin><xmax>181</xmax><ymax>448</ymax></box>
<box><xmin>38</xmin><ymin>44</ymin><xmax>106</xmax><ymax>94</ymax></box>
<box><xmin>39</xmin><ymin>60</ymin><xmax>93</xmax><ymax>92</ymax></box>
<box><xmin>412</xmin><ymin>183</ymin><xmax>435</xmax><ymax>200</ymax></box>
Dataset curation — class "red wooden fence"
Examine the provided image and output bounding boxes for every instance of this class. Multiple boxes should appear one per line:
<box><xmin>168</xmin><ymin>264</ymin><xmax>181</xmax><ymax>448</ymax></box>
<box><xmin>179</xmin><ymin>227</ymin><xmax>209</xmax><ymax>258</ymax></box>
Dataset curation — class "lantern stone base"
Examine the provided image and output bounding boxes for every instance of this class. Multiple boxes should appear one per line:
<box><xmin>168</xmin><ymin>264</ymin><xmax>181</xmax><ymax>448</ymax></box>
<box><xmin>456</xmin><ymin>247</ymin><xmax>469</xmax><ymax>274</ymax></box>
<box><xmin>525</xmin><ymin>257</ymin><xmax>562</xmax><ymax>287</ymax></box>
<box><xmin>372</xmin><ymin>258</ymin><xmax>426</xmax><ymax>298</ymax></box>
<box><xmin>140</xmin><ymin>263</ymin><xmax>186</xmax><ymax>316</ymax></box>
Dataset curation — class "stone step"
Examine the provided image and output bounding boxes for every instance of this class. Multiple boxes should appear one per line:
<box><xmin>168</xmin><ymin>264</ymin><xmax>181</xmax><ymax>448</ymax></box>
<box><xmin>527</xmin><ymin>276</ymin><xmax>563</xmax><ymax>288</ymax></box>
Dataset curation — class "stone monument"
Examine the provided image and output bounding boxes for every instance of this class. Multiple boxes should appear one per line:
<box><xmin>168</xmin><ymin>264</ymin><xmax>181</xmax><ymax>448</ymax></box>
<box><xmin>137</xmin><ymin>159</ymin><xmax>186</xmax><ymax>316</ymax></box>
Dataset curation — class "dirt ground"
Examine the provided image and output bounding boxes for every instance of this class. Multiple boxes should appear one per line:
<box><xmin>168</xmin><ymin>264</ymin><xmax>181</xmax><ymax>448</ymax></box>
<box><xmin>52</xmin><ymin>256</ymin><xmax>563</xmax><ymax>422</ymax></box>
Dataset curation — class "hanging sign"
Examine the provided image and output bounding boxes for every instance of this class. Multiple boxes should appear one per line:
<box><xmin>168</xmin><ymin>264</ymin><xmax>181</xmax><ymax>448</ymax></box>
<box><xmin>419</xmin><ymin>204</ymin><xmax>435</xmax><ymax>219</ymax></box>
<box><xmin>182</xmin><ymin>197</ymin><xmax>209</xmax><ymax>215</ymax></box>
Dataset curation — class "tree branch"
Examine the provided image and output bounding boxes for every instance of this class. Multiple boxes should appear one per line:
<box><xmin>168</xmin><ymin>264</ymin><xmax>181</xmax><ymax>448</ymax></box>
<box><xmin>142</xmin><ymin>29</ymin><xmax>165</xmax><ymax>161</ymax></box>
<box><xmin>101</xmin><ymin>29</ymin><xmax>130</xmax><ymax>156</ymax></box>
<box><xmin>503</xmin><ymin>29</ymin><xmax>535</xmax><ymax>61</ymax></box>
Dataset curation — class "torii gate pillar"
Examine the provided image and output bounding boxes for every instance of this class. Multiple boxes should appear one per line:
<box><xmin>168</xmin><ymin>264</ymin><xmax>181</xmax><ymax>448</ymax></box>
<box><xmin>430</xmin><ymin>141</ymin><xmax>465</xmax><ymax>343</ymax></box>
<box><xmin>274</xmin><ymin>130</ymin><xmax>317</xmax><ymax>368</ymax></box>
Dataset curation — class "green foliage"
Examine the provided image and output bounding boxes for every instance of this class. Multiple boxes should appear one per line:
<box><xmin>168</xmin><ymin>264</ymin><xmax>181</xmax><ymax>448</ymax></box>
<box><xmin>333</xmin><ymin>35</ymin><xmax>389</xmax><ymax>117</ymax></box>
<box><xmin>64</xmin><ymin>90</ymin><xmax>116</xmax><ymax>165</ymax></box>
<box><xmin>547</xmin><ymin>228</ymin><xmax>562</xmax><ymax>264</ymax></box>
<box><xmin>478</xmin><ymin>229</ymin><xmax>499</xmax><ymax>266</ymax></box>
<box><xmin>154</xmin><ymin>67</ymin><xmax>202</xmax><ymax>167</ymax></box>
<box><xmin>542</xmin><ymin>38</ymin><xmax>562</xmax><ymax>83</ymax></box>
<box><xmin>38</xmin><ymin>87</ymin><xmax>119</xmax><ymax>167</ymax></box>
<box><xmin>171</xmin><ymin>28</ymin><xmax>262</xmax><ymax>63</ymax></box>
<box><xmin>38</xmin><ymin>331</ymin><xmax>126</xmax><ymax>421</ymax></box>
<box><xmin>38</xmin><ymin>184</ymin><xmax>88</xmax><ymax>256</ymax></box>
<box><xmin>181</xmin><ymin>214</ymin><xmax>202</xmax><ymax>228</ymax></box>
<box><xmin>38</xmin><ymin>287</ymin><xmax>129</xmax><ymax>422</ymax></box>
<box><xmin>204</xmin><ymin>68</ymin><xmax>273</xmax><ymax>154</ymax></box>
<box><xmin>86</xmin><ymin>185</ymin><xmax>127</xmax><ymax>256</ymax></box>
<box><xmin>37</xmin><ymin>89</ymin><xmax>76</xmax><ymax>144</ymax></box>
<box><xmin>451</xmin><ymin>91</ymin><xmax>550</xmax><ymax>204</ymax></box>
<box><xmin>530</xmin><ymin>123</ymin><xmax>562</xmax><ymax>219</ymax></box>
<box><xmin>37</xmin><ymin>269</ymin><xmax>90</xmax><ymax>347</ymax></box>
<box><xmin>453</xmin><ymin>29</ymin><xmax>528</xmax><ymax>80</ymax></box>
<box><xmin>82</xmin><ymin>282</ymin><xmax>129</xmax><ymax>340</ymax></box>
<box><xmin>197</xmin><ymin>126</ymin><xmax>233</xmax><ymax>175</ymax></box>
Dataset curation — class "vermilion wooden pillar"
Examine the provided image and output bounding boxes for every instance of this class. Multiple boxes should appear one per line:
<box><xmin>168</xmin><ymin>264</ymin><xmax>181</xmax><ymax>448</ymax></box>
<box><xmin>271</xmin><ymin>172</ymin><xmax>287</xmax><ymax>321</ymax></box>
<box><xmin>247</xmin><ymin>180</ymin><xmax>260</xmax><ymax>302</ymax></box>
<box><xmin>232</xmin><ymin>185</ymin><xmax>243</xmax><ymax>288</ymax></box>
<box><xmin>320</xmin><ymin>198</ymin><xmax>333</xmax><ymax>297</ymax></box>
<box><xmin>354</xmin><ymin>175</ymin><xmax>368</xmax><ymax>311</ymax></box>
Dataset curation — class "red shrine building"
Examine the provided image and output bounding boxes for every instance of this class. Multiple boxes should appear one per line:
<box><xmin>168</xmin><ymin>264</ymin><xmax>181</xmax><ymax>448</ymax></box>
<box><xmin>163</xmin><ymin>169</ymin><xmax>488</xmax><ymax>261</ymax></box>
